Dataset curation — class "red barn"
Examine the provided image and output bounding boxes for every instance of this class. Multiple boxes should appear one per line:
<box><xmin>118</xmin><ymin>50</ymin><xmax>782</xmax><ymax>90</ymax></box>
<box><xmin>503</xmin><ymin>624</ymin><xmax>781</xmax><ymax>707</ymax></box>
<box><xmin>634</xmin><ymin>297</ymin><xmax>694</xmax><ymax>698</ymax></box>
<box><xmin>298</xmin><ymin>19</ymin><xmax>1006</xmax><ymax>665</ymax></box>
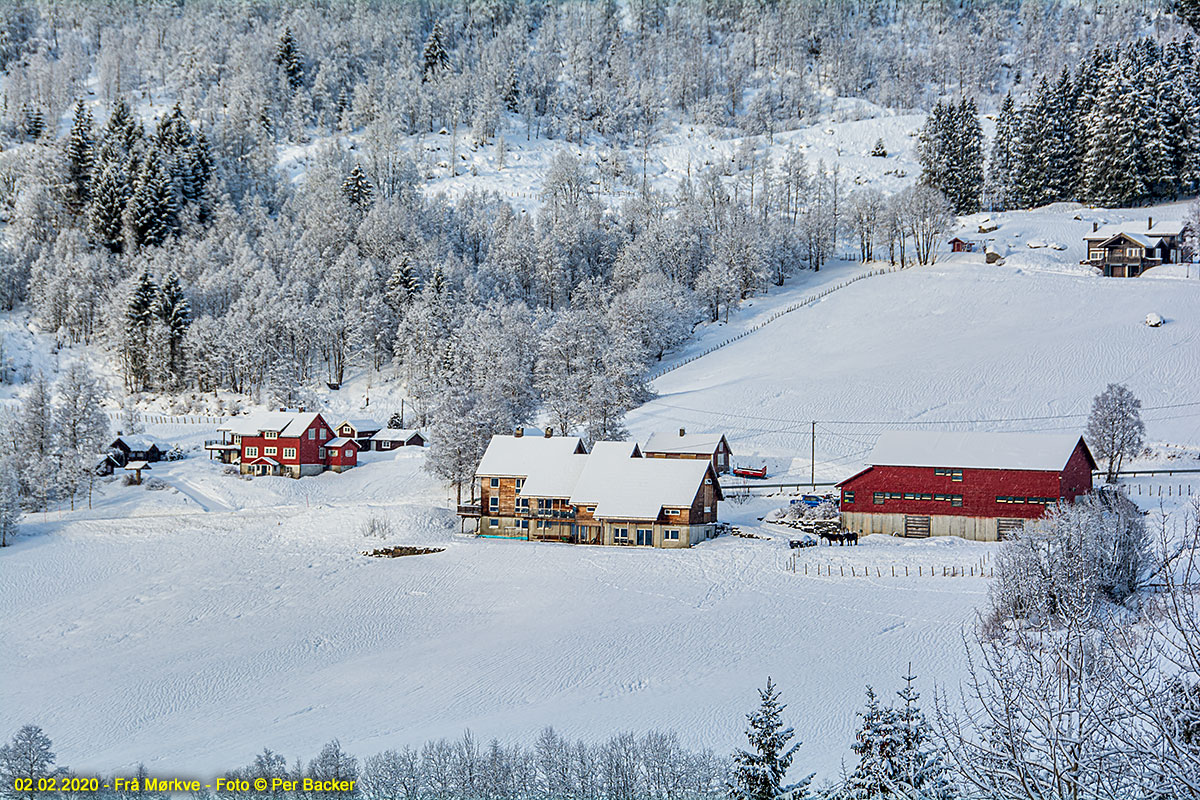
<box><xmin>837</xmin><ymin>431</ymin><xmax>1095</xmax><ymax>541</ymax></box>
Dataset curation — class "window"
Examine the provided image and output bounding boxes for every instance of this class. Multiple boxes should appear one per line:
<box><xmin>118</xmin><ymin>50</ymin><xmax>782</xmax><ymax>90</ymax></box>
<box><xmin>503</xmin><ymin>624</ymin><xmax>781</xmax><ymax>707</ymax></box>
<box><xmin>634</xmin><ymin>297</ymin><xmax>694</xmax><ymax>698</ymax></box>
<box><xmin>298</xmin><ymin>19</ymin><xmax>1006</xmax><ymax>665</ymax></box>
<box><xmin>843</xmin><ymin>491</ymin><xmax>855</xmax><ymax>504</ymax></box>
<box><xmin>489</xmin><ymin>518</ymin><xmax>499</xmax><ymax>528</ymax></box>
<box><xmin>342</xmin><ymin>426</ymin><xmax>352</xmax><ymax>435</ymax></box>
<box><xmin>490</xmin><ymin>477</ymin><xmax>499</xmax><ymax>488</ymax></box>
<box><xmin>537</xmin><ymin>520</ymin><xmax>551</xmax><ymax>529</ymax></box>
<box><xmin>264</xmin><ymin>446</ymin><xmax>277</xmax><ymax>456</ymax></box>
<box><xmin>997</xmin><ymin>496</ymin><xmax>1028</xmax><ymax>505</ymax></box>
<box><xmin>665</xmin><ymin>529</ymin><xmax>680</xmax><ymax>541</ymax></box>
<box><xmin>665</xmin><ymin>508</ymin><xmax>680</xmax><ymax>516</ymax></box>
<box><xmin>904</xmin><ymin>492</ymin><xmax>917</xmax><ymax>500</ymax></box>
<box><xmin>344</xmin><ymin>449</ymin><xmax>353</xmax><ymax>457</ymax></box>
<box><xmin>951</xmin><ymin>495</ymin><xmax>963</xmax><ymax>507</ymax></box>
<box><xmin>705</xmin><ymin>505</ymin><xmax>713</xmax><ymax>513</ymax></box>
<box><xmin>613</xmin><ymin>527</ymin><xmax>630</xmax><ymax>543</ymax></box>
<box><xmin>245</xmin><ymin>446</ymin><xmax>258</xmax><ymax>457</ymax></box>
<box><xmin>1090</xmin><ymin>249</ymin><xmax>1103</xmax><ymax>260</ymax></box>
<box><xmin>320</xmin><ymin>428</ymin><xmax>327</xmax><ymax>439</ymax></box>
<box><xmin>283</xmin><ymin>448</ymin><xmax>296</xmax><ymax>459</ymax></box>
<box><xmin>308</xmin><ymin>429</ymin><xmax>315</xmax><ymax>440</ymax></box>
<box><xmin>519</xmin><ymin>519</ymin><xmax>529</xmax><ymax>529</ymax></box>
<box><xmin>489</xmin><ymin>497</ymin><xmax>498</xmax><ymax>511</ymax></box>
<box><xmin>515</xmin><ymin>478</ymin><xmax>524</xmax><ymax>494</ymax></box>
<box><xmin>264</xmin><ymin>431</ymin><xmax>278</xmax><ymax>439</ymax></box>
<box><xmin>517</xmin><ymin>498</ymin><xmax>529</xmax><ymax>513</ymax></box>
<box><xmin>934</xmin><ymin>468</ymin><xmax>962</xmax><ymax>481</ymax></box>
<box><xmin>636</xmin><ymin>528</ymin><xmax>653</xmax><ymax>546</ymax></box>
<box><xmin>873</xmin><ymin>492</ymin><xmax>885</xmax><ymax>505</ymax></box>
<box><xmin>586</xmin><ymin>506</ymin><xmax>596</xmax><ymax>513</ymax></box>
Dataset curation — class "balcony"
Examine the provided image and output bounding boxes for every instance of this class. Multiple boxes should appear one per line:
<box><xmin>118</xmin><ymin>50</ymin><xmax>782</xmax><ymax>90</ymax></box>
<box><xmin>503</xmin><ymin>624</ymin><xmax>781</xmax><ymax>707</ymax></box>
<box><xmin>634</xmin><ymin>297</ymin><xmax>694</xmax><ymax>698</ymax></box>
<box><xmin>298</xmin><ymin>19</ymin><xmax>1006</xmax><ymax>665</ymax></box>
<box><xmin>457</xmin><ymin>504</ymin><xmax>482</xmax><ymax>517</ymax></box>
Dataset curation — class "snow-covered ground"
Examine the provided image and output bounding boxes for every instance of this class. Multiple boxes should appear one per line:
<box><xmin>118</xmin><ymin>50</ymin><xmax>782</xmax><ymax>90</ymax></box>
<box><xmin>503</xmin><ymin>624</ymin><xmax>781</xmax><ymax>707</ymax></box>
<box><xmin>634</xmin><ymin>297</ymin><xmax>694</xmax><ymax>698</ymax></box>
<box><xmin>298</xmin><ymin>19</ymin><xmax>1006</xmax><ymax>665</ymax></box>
<box><xmin>4</xmin><ymin>231</ymin><xmax>1199</xmax><ymax>777</ymax></box>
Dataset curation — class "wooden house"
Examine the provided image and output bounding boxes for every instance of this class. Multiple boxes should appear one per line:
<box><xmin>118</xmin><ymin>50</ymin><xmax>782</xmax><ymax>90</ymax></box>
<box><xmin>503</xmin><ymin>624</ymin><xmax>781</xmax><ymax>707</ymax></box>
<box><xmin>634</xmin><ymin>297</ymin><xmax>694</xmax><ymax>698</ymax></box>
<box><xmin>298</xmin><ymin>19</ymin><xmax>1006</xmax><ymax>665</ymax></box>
<box><xmin>370</xmin><ymin>428</ymin><xmax>426</xmax><ymax>450</ymax></box>
<box><xmin>643</xmin><ymin>429</ymin><xmax>733</xmax><ymax>475</ymax></box>
<box><xmin>212</xmin><ymin>410</ymin><xmax>356</xmax><ymax>478</ymax></box>
<box><xmin>109</xmin><ymin>435</ymin><xmax>165</xmax><ymax>466</ymax></box>
<box><xmin>947</xmin><ymin>237</ymin><xmax>975</xmax><ymax>253</ymax></box>
<box><xmin>1083</xmin><ymin>218</ymin><xmax>1188</xmax><ymax>277</ymax></box>
<box><xmin>837</xmin><ymin>431</ymin><xmax>1095</xmax><ymax>541</ymax></box>
<box><xmin>329</xmin><ymin>417</ymin><xmax>382</xmax><ymax>450</ymax></box>
<box><xmin>464</xmin><ymin>431</ymin><xmax>722</xmax><ymax>548</ymax></box>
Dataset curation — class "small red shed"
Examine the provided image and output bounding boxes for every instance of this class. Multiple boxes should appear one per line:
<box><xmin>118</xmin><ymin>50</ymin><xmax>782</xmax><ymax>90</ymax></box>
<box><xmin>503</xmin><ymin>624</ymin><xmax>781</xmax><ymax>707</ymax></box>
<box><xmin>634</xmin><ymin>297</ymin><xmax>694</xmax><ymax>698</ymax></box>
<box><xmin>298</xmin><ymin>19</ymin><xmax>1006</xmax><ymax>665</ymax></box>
<box><xmin>324</xmin><ymin>437</ymin><xmax>359</xmax><ymax>472</ymax></box>
<box><xmin>948</xmin><ymin>237</ymin><xmax>975</xmax><ymax>253</ymax></box>
<box><xmin>837</xmin><ymin>431</ymin><xmax>1095</xmax><ymax>541</ymax></box>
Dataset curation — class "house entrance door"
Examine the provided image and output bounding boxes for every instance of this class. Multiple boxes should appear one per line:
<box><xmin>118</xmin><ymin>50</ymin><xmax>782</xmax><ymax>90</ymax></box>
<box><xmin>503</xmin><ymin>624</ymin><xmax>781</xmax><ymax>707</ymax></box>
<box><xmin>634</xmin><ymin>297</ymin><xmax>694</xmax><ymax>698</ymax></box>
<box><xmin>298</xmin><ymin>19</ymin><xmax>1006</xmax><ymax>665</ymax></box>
<box><xmin>636</xmin><ymin>528</ymin><xmax>653</xmax><ymax>546</ymax></box>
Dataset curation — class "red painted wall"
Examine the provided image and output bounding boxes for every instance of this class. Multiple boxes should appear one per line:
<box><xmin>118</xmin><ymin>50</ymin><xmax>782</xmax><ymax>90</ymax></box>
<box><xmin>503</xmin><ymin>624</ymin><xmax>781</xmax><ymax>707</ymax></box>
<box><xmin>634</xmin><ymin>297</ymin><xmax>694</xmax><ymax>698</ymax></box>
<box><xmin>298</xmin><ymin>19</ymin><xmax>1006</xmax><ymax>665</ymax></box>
<box><xmin>326</xmin><ymin>441</ymin><xmax>358</xmax><ymax>468</ymax></box>
<box><xmin>840</xmin><ymin>440</ymin><xmax>1094</xmax><ymax>521</ymax></box>
<box><xmin>240</xmin><ymin>414</ymin><xmax>334</xmax><ymax>466</ymax></box>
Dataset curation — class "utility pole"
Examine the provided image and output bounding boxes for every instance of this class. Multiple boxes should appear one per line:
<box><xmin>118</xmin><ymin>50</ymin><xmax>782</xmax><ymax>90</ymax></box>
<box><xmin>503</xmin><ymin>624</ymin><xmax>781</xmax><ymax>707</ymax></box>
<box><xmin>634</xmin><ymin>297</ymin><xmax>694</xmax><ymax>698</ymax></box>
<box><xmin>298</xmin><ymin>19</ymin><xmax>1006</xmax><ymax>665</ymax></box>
<box><xmin>810</xmin><ymin>421</ymin><xmax>816</xmax><ymax>490</ymax></box>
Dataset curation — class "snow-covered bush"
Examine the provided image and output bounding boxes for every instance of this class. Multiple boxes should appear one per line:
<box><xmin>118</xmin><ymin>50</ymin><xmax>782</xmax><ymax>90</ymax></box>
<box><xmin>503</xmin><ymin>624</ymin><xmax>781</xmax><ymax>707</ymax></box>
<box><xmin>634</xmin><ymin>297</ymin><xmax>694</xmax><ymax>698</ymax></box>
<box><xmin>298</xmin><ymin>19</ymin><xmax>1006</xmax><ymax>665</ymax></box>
<box><xmin>360</xmin><ymin>514</ymin><xmax>394</xmax><ymax>540</ymax></box>
<box><xmin>143</xmin><ymin>477</ymin><xmax>166</xmax><ymax>491</ymax></box>
<box><xmin>164</xmin><ymin>445</ymin><xmax>186</xmax><ymax>461</ymax></box>
<box><xmin>990</xmin><ymin>492</ymin><xmax>1150</xmax><ymax>626</ymax></box>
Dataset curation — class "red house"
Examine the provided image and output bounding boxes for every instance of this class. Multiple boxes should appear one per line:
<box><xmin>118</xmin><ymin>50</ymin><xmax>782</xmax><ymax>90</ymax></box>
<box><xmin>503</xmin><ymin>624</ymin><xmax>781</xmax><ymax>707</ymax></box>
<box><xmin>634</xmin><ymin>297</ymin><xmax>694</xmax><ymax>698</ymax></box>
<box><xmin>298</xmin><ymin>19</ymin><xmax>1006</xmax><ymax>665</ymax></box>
<box><xmin>837</xmin><ymin>431</ymin><xmax>1095</xmax><ymax>541</ymax></box>
<box><xmin>213</xmin><ymin>410</ymin><xmax>357</xmax><ymax>478</ymax></box>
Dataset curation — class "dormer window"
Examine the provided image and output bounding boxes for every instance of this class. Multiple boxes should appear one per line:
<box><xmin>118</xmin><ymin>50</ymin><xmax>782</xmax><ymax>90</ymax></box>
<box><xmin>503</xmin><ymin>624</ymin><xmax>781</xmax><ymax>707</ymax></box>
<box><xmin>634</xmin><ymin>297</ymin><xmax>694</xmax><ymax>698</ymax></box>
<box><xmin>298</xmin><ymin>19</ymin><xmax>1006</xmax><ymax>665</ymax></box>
<box><xmin>264</xmin><ymin>431</ymin><xmax>278</xmax><ymax>439</ymax></box>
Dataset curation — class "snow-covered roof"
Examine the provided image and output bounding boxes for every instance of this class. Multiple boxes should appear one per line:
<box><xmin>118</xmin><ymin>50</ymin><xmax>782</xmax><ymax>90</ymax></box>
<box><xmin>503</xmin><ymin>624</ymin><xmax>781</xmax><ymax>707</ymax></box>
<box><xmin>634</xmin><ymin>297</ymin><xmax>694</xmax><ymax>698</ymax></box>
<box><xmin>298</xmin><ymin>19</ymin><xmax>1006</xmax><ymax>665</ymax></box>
<box><xmin>333</xmin><ymin>417</ymin><xmax>382</xmax><ymax>432</ymax></box>
<box><xmin>219</xmin><ymin>411</ymin><xmax>323</xmax><ymax>437</ymax></box>
<box><xmin>570</xmin><ymin>457</ymin><xmax>714</xmax><ymax>520</ymax></box>
<box><xmin>245</xmin><ymin>456</ymin><xmax>280</xmax><ymax>466</ymax></box>
<box><xmin>519</xmin><ymin>453</ymin><xmax>590</xmax><ymax>498</ymax></box>
<box><xmin>476</xmin><ymin>435</ymin><xmax>586</xmax><ymax>478</ymax></box>
<box><xmin>372</xmin><ymin>428</ymin><xmax>424</xmax><ymax>442</ymax></box>
<box><xmin>589</xmin><ymin>440</ymin><xmax>642</xmax><ymax>460</ymax></box>
<box><xmin>112</xmin><ymin>435</ymin><xmax>162</xmax><ymax>450</ymax></box>
<box><xmin>326</xmin><ymin>437</ymin><xmax>357</xmax><ymax>448</ymax></box>
<box><xmin>1085</xmin><ymin>220</ymin><xmax>1184</xmax><ymax>241</ymax></box>
<box><xmin>123</xmin><ymin>460</ymin><xmax>151</xmax><ymax>470</ymax></box>
<box><xmin>643</xmin><ymin>431</ymin><xmax>728</xmax><ymax>456</ymax></box>
<box><xmin>867</xmin><ymin>431</ymin><xmax>1086</xmax><ymax>472</ymax></box>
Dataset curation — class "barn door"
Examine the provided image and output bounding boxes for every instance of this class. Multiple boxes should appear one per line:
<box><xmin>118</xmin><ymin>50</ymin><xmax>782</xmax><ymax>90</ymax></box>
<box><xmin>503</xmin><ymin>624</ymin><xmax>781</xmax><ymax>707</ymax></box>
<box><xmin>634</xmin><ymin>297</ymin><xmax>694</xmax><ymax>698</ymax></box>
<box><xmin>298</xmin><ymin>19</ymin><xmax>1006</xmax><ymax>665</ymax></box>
<box><xmin>904</xmin><ymin>515</ymin><xmax>931</xmax><ymax>538</ymax></box>
<box><xmin>997</xmin><ymin>518</ymin><xmax>1024</xmax><ymax>541</ymax></box>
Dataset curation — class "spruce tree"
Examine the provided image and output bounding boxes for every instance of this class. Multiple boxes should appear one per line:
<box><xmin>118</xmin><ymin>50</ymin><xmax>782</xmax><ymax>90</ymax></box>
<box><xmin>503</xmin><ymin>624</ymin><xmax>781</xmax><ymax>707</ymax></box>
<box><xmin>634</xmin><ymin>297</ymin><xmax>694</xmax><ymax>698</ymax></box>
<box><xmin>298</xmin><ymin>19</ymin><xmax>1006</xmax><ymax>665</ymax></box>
<box><xmin>422</xmin><ymin>20</ymin><xmax>450</xmax><ymax>80</ymax></box>
<box><xmin>88</xmin><ymin>161</ymin><xmax>129</xmax><ymax>252</ymax></box>
<box><xmin>125</xmin><ymin>151</ymin><xmax>177</xmax><ymax>248</ymax></box>
<box><xmin>1084</xmin><ymin>61</ymin><xmax>1148</xmax><ymax>207</ymax></box>
<box><xmin>502</xmin><ymin>60</ymin><xmax>520</xmax><ymax>113</ymax></box>
<box><xmin>385</xmin><ymin>255</ymin><xmax>420</xmax><ymax>311</ymax></box>
<box><xmin>728</xmin><ymin>678</ymin><xmax>810</xmax><ymax>800</ymax></box>
<box><xmin>124</xmin><ymin>271</ymin><xmax>158</xmax><ymax>390</ymax></box>
<box><xmin>22</xmin><ymin>105</ymin><xmax>43</xmax><ymax>140</ymax></box>
<box><xmin>954</xmin><ymin>98</ymin><xmax>984</xmax><ymax>215</ymax></box>
<box><xmin>1042</xmin><ymin>68</ymin><xmax>1080</xmax><ymax>203</ymax></box>
<box><xmin>155</xmin><ymin>274</ymin><xmax>191</xmax><ymax>384</ymax></box>
<box><xmin>1014</xmin><ymin>79</ymin><xmax>1052</xmax><ymax>208</ymax></box>
<box><xmin>275</xmin><ymin>28</ymin><xmax>304</xmax><ymax>90</ymax></box>
<box><xmin>987</xmin><ymin>93</ymin><xmax>1019</xmax><ymax>209</ymax></box>
<box><xmin>342</xmin><ymin>163</ymin><xmax>374</xmax><ymax>211</ymax></box>
<box><xmin>65</xmin><ymin>99</ymin><xmax>95</xmax><ymax>214</ymax></box>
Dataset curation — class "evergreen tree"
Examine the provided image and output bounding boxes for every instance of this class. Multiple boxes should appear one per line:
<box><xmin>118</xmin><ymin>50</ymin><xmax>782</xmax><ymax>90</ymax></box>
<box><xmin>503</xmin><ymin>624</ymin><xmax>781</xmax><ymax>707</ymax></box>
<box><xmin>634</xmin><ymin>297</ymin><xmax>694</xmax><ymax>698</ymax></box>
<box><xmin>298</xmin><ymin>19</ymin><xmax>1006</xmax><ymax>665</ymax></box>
<box><xmin>869</xmin><ymin>138</ymin><xmax>887</xmax><ymax>157</ymax></box>
<box><xmin>1013</xmin><ymin>78</ymin><xmax>1051</xmax><ymax>208</ymax></box>
<box><xmin>422</xmin><ymin>20</ymin><xmax>450</xmax><ymax>80</ymax></box>
<box><xmin>918</xmin><ymin>100</ymin><xmax>982</xmax><ymax>215</ymax></box>
<box><xmin>728</xmin><ymin>678</ymin><xmax>810</xmax><ymax>800</ymax></box>
<box><xmin>1084</xmin><ymin>61</ymin><xmax>1148</xmax><ymax>207</ymax></box>
<box><xmin>155</xmin><ymin>274</ymin><xmax>191</xmax><ymax>384</ymax></box>
<box><xmin>123</xmin><ymin>271</ymin><xmax>158</xmax><ymax>391</ymax></box>
<box><xmin>987</xmin><ymin>93</ymin><xmax>1019</xmax><ymax>209</ymax></box>
<box><xmin>22</xmin><ymin>105</ymin><xmax>43</xmax><ymax>140</ymax></box>
<box><xmin>385</xmin><ymin>255</ymin><xmax>420</xmax><ymax>311</ymax></box>
<box><xmin>1182</xmin><ymin>0</ymin><xmax>1200</xmax><ymax>34</ymax></box>
<box><xmin>125</xmin><ymin>151</ymin><xmax>177</xmax><ymax>248</ymax></box>
<box><xmin>0</xmin><ymin>454</ymin><xmax>18</xmax><ymax>546</ymax></box>
<box><xmin>1042</xmin><ymin>69</ymin><xmax>1080</xmax><ymax>203</ymax></box>
<box><xmin>64</xmin><ymin>99</ymin><xmax>94</xmax><ymax>214</ymax></box>
<box><xmin>275</xmin><ymin>28</ymin><xmax>304</xmax><ymax>90</ymax></box>
<box><xmin>87</xmin><ymin>160</ymin><xmax>129</xmax><ymax>253</ymax></box>
<box><xmin>502</xmin><ymin>60</ymin><xmax>520</xmax><ymax>113</ymax></box>
<box><xmin>342</xmin><ymin>163</ymin><xmax>374</xmax><ymax>211</ymax></box>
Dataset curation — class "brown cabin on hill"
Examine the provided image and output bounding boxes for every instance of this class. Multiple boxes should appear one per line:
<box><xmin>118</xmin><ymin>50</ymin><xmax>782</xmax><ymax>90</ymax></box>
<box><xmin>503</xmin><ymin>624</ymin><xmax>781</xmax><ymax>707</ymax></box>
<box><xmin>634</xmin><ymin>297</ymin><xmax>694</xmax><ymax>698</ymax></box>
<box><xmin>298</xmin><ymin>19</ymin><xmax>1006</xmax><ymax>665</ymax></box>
<box><xmin>1083</xmin><ymin>217</ymin><xmax>1188</xmax><ymax>277</ymax></box>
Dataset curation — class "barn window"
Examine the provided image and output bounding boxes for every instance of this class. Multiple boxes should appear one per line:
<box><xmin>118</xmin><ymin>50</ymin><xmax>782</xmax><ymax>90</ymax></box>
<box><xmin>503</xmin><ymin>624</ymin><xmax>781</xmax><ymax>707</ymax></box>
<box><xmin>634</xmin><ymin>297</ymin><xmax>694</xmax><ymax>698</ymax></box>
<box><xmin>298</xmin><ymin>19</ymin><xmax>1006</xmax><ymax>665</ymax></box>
<box><xmin>873</xmin><ymin>492</ymin><xmax>885</xmax><ymax>505</ymax></box>
<box><xmin>951</xmin><ymin>495</ymin><xmax>963</xmax><ymax>507</ymax></box>
<box><xmin>951</xmin><ymin>470</ymin><xmax>962</xmax><ymax>481</ymax></box>
<box><xmin>903</xmin><ymin>492</ymin><xmax>916</xmax><ymax>500</ymax></box>
<box><xmin>843</xmin><ymin>491</ymin><xmax>855</xmax><ymax>504</ymax></box>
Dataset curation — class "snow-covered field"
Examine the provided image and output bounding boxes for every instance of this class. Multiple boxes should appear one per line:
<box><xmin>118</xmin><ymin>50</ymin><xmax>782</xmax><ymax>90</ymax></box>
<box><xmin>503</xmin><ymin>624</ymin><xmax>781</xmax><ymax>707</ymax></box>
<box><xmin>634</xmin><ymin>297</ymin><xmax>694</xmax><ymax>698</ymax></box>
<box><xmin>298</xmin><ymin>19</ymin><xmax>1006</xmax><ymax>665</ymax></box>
<box><xmin>4</xmin><ymin>237</ymin><xmax>1199</xmax><ymax>778</ymax></box>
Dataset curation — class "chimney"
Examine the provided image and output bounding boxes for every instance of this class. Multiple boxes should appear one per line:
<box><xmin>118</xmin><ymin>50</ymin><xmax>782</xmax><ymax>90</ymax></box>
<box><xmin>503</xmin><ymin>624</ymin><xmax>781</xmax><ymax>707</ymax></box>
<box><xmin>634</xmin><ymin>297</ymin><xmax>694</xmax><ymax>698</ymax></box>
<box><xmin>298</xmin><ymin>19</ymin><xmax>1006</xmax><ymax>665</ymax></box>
<box><xmin>544</xmin><ymin>427</ymin><xmax>553</xmax><ymax>438</ymax></box>
<box><xmin>1092</xmin><ymin>222</ymin><xmax>1098</xmax><ymax>232</ymax></box>
<box><xmin>1148</xmin><ymin>215</ymin><xmax>1154</xmax><ymax>230</ymax></box>
<box><xmin>514</xmin><ymin>427</ymin><xmax>524</xmax><ymax>438</ymax></box>
<box><xmin>679</xmin><ymin>427</ymin><xmax>687</xmax><ymax>437</ymax></box>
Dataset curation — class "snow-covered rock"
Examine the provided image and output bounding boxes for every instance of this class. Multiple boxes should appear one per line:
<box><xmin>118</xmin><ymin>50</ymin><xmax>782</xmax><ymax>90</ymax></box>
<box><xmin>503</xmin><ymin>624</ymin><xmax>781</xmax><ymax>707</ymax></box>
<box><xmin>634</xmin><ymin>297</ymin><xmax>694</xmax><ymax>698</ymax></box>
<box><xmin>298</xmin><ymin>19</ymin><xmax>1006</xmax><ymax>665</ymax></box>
<box><xmin>1145</xmin><ymin>312</ymin><xmax>1164</xmax><ymax>327</ymax></box>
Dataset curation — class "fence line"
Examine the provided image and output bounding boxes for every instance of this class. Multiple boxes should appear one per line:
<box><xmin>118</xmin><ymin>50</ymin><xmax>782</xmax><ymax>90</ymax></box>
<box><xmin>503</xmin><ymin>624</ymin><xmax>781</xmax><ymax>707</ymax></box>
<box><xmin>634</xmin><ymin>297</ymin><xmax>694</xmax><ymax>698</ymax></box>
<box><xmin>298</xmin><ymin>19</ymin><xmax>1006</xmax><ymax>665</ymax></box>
<box><xmin>785</xmin><ymin>553</ymin><xmax>993</xmax><ymax>579</ymax></box>
<box><xmin>105</xmin><ymin>412</ymin><xmax>225</xmax><ymax>426</ymax></box>
<box><xmin>648</xmin><ymin>265</ymin><xmax>901</xmax><ymax>381</ymax></box>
